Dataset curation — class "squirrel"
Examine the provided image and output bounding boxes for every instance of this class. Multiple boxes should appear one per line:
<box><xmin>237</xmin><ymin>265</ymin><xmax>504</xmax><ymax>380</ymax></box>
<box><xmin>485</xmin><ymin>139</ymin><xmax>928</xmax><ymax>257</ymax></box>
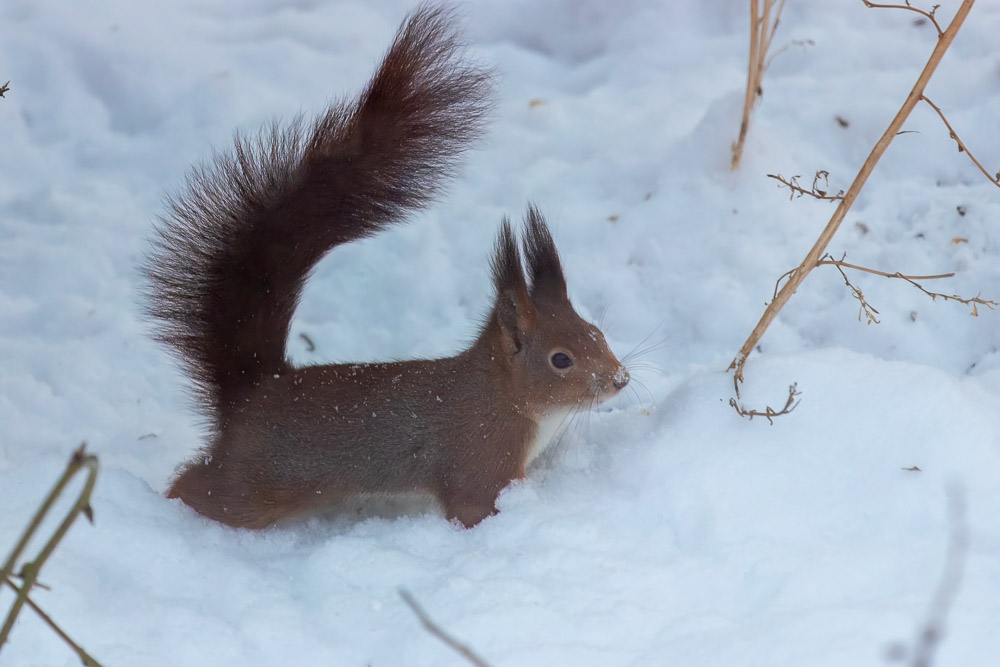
<box><xmin>143</xmin><ymin>4</ymin><xmax>630</xmax><ymax>530</ymax></box>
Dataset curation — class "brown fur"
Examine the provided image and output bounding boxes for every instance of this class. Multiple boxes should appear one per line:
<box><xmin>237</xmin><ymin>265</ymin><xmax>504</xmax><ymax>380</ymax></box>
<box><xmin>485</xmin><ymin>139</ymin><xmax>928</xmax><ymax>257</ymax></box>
<box><xmin>144</xmin><ymin>4</ymin><xmax>628</xmax><ymax>529</ymax></box>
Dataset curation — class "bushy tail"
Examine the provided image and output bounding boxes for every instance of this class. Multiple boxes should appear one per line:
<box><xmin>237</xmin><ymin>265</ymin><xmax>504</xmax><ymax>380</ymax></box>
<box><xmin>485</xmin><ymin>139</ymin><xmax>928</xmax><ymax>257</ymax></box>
<box><xmin>143</xmin><ymin>4</ymin><xmax>492</xmax><ymax>420</ymax></box>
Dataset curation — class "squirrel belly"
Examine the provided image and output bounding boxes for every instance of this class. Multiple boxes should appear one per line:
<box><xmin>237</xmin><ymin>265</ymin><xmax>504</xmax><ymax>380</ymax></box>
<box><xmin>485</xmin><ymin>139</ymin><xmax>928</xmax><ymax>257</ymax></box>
<box><xmin>147</xmin><ymin>4</ymin><xmax>630</xmax><ymax>530</ymax></box>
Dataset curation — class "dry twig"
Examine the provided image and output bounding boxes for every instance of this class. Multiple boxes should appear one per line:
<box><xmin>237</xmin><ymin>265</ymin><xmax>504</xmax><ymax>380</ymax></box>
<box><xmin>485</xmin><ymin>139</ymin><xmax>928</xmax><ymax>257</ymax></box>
<box><xmin>400</xmin><ymin>589</ymin><xmax>491</xmax><ymax>667</ymax></box>
<box><xmin>862</xmin><ymin>1</ymin><xmax>944</xmax><ymax>37</ymax></box>
<box><xmin>730</xmin><ymin>383</ymin><xmax>801</xmax><ymax>424</ymax></box>
<box><xmin>3</xmin><ymin>578</ymin><xmax>101</xmax><ymax>667</ymax></box>
<box><xmin>0</xmin><ymin>81</ymin><xmax>9</xmax><ymax>98</ymax></box>
<box><xmin>0</xmin><ymin>445</ymin><xmax>102</xmax><ymax>665</ymax></box>
<box><xmin>731</xmin><ymin>0</ymin><xmax>787</xmax><ymax>170</ymax></box>
<box><xmin>887</xmin><ymin>489</ymin><xmax>967</xmax><ymax>666</ymax></box>
<box><xmin>768</xmin><ymin>171</ymin><xmax>846</xmax><ymax>201</ymax></box>
<box><xmin>771</xmin><ymin>253</ymin><xmax>993</xmax><ymax>326</ymax></box>
<box><xmin>765</xmin><ymin>38</ymin><xmax>815</xmax><ymax>70</ymax></box>
<box><xmin>831</xmin><ymin>261</ymin><xmax>882</xmax><ymax>324</ymax></box>
<box><xmin>920</xmin><ymin>95</ymin><xmax>1000</xmax><ymax>189</ymax></box>
<box><xmin>893</xmin><ymin>273</ymin><xmax>997</xmax><ymax>316</ymax></box>
<box><xmin>816</xmin><ymin>257</ymin><xmax>954</xmax><ymax>281</ymax></box>
<box><xmin>729</xmin><ymin>0</ymin><xmax>976</xmax><ymax>394</ymax></box>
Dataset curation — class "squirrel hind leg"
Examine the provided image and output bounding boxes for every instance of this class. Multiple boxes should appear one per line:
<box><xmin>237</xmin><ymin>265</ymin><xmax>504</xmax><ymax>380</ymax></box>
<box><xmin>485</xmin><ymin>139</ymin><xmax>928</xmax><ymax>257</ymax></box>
<box><xmin>167</xmin><ymin>457</ymin><xmax>332</xmax><ymax>529</ymax></box>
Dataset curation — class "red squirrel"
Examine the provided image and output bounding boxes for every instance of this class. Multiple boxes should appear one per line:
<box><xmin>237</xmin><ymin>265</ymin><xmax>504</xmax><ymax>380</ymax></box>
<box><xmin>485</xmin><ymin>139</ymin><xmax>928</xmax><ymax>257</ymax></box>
<box><xmin>143</xmin><ymin>4</ymin><xmax>629</xmax><ymax>529</ymax></box>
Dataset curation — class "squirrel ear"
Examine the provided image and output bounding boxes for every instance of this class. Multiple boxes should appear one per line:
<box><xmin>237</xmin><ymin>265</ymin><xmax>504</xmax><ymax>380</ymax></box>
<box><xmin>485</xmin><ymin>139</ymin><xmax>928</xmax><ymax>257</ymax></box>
<box><xmin>490</xmin><ymin>217</ymin><xmax>533</xmax><ymax>354</ymax></box>
<box><xmin>521</xmin><ymin>204</ymin><xmax>567</xmax><ymax>300</ymax></box>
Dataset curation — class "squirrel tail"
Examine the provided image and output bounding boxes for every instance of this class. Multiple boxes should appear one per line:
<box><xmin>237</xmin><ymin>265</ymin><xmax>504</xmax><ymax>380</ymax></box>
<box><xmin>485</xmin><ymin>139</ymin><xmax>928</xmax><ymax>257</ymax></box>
<box><xmin>143</xmin><ymin>4</ymin><xmax>493</xmax><ymax>420</ymax></box>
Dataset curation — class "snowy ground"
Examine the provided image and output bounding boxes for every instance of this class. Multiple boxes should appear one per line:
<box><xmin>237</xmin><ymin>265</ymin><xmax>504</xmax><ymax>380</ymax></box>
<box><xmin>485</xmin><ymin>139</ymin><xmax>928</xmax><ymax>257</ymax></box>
<box><xmin>2</xmin><ymin>0</ymin><xmax>1000</xmax><ymax>665</ymax></box>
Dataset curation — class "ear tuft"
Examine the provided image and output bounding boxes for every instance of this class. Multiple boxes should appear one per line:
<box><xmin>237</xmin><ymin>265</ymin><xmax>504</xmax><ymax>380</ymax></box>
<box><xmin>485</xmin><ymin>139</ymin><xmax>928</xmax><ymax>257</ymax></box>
<box><xmin>521</xmin><ymin>204</ymin><xmax>567</xmax><ymax>297</ymax></box>
<box><xmin>489</xmin><ymin>217</ymin><xmax>532</xmax><ymax>354</ymax></box>
<box><xmin>490</xmin><ymin>216</ymin><xmax>526</xmax><ymax>294</ymax></box>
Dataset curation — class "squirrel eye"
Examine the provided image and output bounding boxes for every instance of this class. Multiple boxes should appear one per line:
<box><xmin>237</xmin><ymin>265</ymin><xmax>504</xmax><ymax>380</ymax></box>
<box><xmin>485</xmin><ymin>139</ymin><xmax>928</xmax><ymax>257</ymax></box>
<box><xmin>550</xmin><ymin>352</ymin><xmax>573</xmax><ymax>369</ymax></box>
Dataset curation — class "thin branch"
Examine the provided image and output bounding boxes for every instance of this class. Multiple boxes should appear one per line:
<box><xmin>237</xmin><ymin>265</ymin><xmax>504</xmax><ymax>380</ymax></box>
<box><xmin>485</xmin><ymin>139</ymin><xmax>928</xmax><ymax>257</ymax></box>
<box><xmin>400</xmin><ymin>589</ymin><xmax>491</xmax><ymax>667</ymax></box>
<box><xmin>3</xmin><ymin>578</ymin><xmax>102</xmax><ymax>667</ymax></box>
<box><xmin>729</xmin><ymin>0</ymin><xmax>976</xmax><ymax>388</ymax></box>
<box><xmin>0</xmin><ymin>445</ymin><xmax>99</xmax><ymax>654</ymax></box>
<box><xmin>910</xmin><ymin>489</ymin><xmax>967</xmax><ymax>667</ymax></box>
<box><xmin>893</xmin><ymin>273</ymin><xmax>997</xmax><ymax>315</ymax></box>
<box><xmin>8</xmin><ymin>573</ymin><xmax>50</xmax><ymax>591</ymax></box>
<box><xmin>820</xmin><ymin>253</ymin><xmax>995</xmax><ymax>320</ymax></box>
<box><xmin>831</xmin><ymin>260</ymin><xmax>881</xmax><ymax>323</ymax></box>
<box><xmin>760</xmin><ymin>0</ymin><xmax>788</xmax><ymax>59</ymax></box>
<box><xmin>772</xmin><ymin>255</ymin><xmax>959</xmax><ymax>315</ymax></box>
<box><xmin>765</xmin><ymin>38</ymin><xmax>814</xmax><ymax>70</ymax></box>
<box><xmin>732</xmin><ymin>0</ymin><xmax>788</xmax><ymax>170</ymax></box>
<box><xmin>768</xmin><ymin>171</ymin><xmax>846</xmax><ymax>201</ymax></box>
<box><xmin>816</xmin><ymin>257</ymin><xmax>954</xmax><ymax>281</ymax></box>
<box><xmin>772</xmin><ymin>267</ymin><xmax>798</xmax><ymax>300</ymax></box>
<box><xmin>862</xmin><ymin>1</ymin><xmax>944</xmax><ymax>37</ymax></box>
<box><xmin>730</xmin><ymin>383</ymin><xmax>801</xmax><ymax>423</ymax></box>
<box><xmin>920</xmin><ymin>95</ymin><xmax>1000</xmax><ymax>189</ymax></box>
<box><xmin>887</xmin><ymin>489</ymin><xmax>967</xmax><ymax>666</ymax></box>
<box><xmin>0</xmin><ymin>81</ymin><xmax>9</xmax><ymax>98</ymax></box>
<box><xmin>733</xmin><ymin>0</ymin><xmax>763</xmax><ymax>173</ymax></box>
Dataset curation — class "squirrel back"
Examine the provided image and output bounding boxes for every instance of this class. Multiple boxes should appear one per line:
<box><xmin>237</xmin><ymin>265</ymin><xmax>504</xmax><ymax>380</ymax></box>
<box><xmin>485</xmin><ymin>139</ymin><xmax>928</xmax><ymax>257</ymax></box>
<box><xmin>145</xmin><ymin>4</ymin><xmax>629</xmax><ymax>529</ymax></box>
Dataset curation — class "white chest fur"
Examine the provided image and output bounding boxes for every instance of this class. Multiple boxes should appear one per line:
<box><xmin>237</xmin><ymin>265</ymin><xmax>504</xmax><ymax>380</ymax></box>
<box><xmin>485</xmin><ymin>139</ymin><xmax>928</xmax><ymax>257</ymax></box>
<box><xmin>525</xmin><ymin>409</ymin><xmax>575</xmax><ymax>468</ymax></box>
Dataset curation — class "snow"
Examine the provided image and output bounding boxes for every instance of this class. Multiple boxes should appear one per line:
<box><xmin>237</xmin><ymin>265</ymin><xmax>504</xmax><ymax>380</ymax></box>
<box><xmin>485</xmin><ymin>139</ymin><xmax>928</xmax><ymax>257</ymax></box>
<box><xmin>2</xmin><ymin>0</ymin><xmax>1000</xmax><ymax>664</ymax></box>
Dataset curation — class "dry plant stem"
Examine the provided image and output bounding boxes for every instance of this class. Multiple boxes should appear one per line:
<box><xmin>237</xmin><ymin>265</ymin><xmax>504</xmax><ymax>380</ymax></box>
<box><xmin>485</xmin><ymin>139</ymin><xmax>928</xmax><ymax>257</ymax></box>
<box><xmin>893</xmin><ymin>273</ymin><xmax>997</xmax><ymax>315</ymax></box>
<box><xmin>921</xmin><ymin>95</ymin><xmax>1000</xmax><ymax>188</ymax></box>
<box><xmin>0</xmin><ymin>446</ymin><xmax>99</xmax><ymax>653</ymax></box>
<box><xmin>729</xmin><ymin>383</ymin><xmax>800</xmax><ymax>424</ymax></box>
<box><xmin>908</xmin><ymin>489</ymin><xmax>967</xmax><ymax>667</ymax></box>
<box><xmin>774</xmin><ymin>257</ymin><xmax>955</xmax><ymax>299</ymax></box>
<box><xmin>831</xmin><ymin>261</ymin><xmax>881</xmax><ymax>323</ymax></box>
<box><xmin>400</xmin><ymin>589</ymin><xmax>491</xmax><ymax>667</ymax></box>
<box><xmin>732</xmin><ymin>0</ymin><xmax>762</xmax><ymax>172</ymax></box>
<box><xmin>774</xmin><ymin>255</ymin><xmax>993</xmax><ymax>321</ymax></box>
<box><xmin>731</xmin><ymin>0</ymin><xmax>787</xmax><ymax>170</ymax></box>
<box><xmin>862</xmin><ymin>1</ymin><xmax>944</xmax><ymax>36</ymax></box>
<box><xmin>818</xmin><ymin>258</ymin><xmax>953</xmax><ymax>281</ymax></box>
<box><xmin>3</xmin><ymin>578</ymin><xmax>102</xmax><ymax>667</ymax></box>
<box><xmin>768</xmin><ymin>172</ymin><xmax>846</xmax><ymax>201</ymax></box>
<box><xmin>729</xmin><ymin>0</ymin><xmax>976</xmax><ymax>393</ymax></box>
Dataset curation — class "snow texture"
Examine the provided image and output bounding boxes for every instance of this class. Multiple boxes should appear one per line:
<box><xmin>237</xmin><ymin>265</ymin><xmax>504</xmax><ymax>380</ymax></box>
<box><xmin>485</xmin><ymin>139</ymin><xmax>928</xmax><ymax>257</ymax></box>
<box><xmin>2</xmin><ymin>0</ymin><xmax>1000</xmax><ymax>665</ymax></box>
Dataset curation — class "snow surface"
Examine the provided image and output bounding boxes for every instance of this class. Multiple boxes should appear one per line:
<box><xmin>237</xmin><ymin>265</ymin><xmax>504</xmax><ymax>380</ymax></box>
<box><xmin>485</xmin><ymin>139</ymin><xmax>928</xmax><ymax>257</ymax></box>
<box><xmin>2</xmin><ymin>0</ymin><xmax>1000</xmax><ymax>665</ymax></box>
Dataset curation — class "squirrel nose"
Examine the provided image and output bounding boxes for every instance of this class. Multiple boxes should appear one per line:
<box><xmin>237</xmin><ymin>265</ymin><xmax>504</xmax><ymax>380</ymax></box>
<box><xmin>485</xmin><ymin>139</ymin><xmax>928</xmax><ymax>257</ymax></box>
<box><xmin>613</xmin><ymin>366</ymin><xmax>630</xmax><ymax>390</ymax></box>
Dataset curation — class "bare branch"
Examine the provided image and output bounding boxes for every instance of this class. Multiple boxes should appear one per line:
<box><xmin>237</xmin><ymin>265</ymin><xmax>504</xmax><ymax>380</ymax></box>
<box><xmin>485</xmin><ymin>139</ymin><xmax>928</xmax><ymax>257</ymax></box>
<box><xmin>910</xmin><ymin>488</ymin><xmax>967</xmax><ymax>667</ymax></box>
<box><xmin>760</xmin><ymin>0</ymin><xmax>787</xmax><ymax>58</ymax></box>
<box><xmin>862</xmin><ymin>1</ymin><xmax>944</xmax><ymax>37</ymax></box>
<box><xmin>730</xmin><ymin>383</ymin><xmax>801</xmax><ymax>423</ymax></box>
<box><xmin>816</xmin><ymin>257</ymin><xmax>954</xmax><ymax>281</ymax></box>
<box><xmin>400</xmin><ymin>589</ymin><xmax>491</xmax><ymax>667</ymax></box>
<box><xmin>772</xmin><ymin>267</ymin><xmax>798</xmax><ymax>300</ymax></box>
<box><xmin>732</xmin><ymin>0</ymin><xmax>788</xmax><ymax>170</ymax></box>
<box><xmin>831</xmin><ymin>260</ymin><xmax>881</xmax><ymax>324</ymax></box>
<box><xmin>3</xmin><ymin>578</ymin><xmax>102</xmax><ymax>667</ymax></box>
<box><xmin>0</xmin><ymin>81</ymin><xmax>9</xmax><ymax>98</ymax></box>
<box><xmin>887</xmin><ymin>488</ymin><xmax>966</xmax><ymax>666</ymax></box>
<box><xmin>818</xmin><ymin>253</ymin><xmax>995</xmax><ymax>319</ymax></box>
<box><xmin>765</xmin><ymin>39</ymin><xmax>815</xmax><ymax>70</ymax></box>
<box><xmin>768</xmin><ymin>171</ymin><xmax>846</xmax><ymax>201</ymax></box>
<box><xmin>921</xmin><ymin>95</ymin><xmax>1000</xmax><ymax>189</ymax></box>
<box><xmin>729</xmin><ymin>0</ymin><xmax>976</xmax><ymax>389</ymax></box>
<box><xmin>1</xmin><ymin>445</ymin><xmax>100</xmax><ymax>657</ymax></box>
<box><xmin>893</xmin><ymin>273</ymin><xmax>997</xmax><ymax>316</ymax></box>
